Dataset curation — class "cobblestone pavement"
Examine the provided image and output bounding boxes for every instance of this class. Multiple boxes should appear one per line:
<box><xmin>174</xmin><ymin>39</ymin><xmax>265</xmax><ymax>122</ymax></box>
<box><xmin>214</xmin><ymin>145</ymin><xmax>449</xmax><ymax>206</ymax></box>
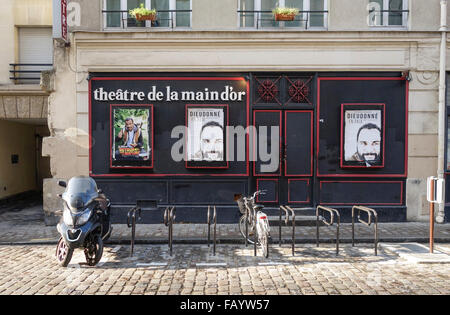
<box><xmin>0</xmin><ymin>243</ymin><xmax>449</xmax><ymax>295</ymax></box>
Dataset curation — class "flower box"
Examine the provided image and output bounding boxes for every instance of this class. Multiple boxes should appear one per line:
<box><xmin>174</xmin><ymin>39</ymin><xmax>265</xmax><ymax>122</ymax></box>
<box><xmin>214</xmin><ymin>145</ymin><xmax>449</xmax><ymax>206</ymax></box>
<box><xmin>274</xmin><ymin>13</ymin><xmax>296</xmax><ymax>21</ymax></box>
<box><xmin>134</xmin><ymin>13</ymin><xmax>156</xmax><ymax>21</ymax></box>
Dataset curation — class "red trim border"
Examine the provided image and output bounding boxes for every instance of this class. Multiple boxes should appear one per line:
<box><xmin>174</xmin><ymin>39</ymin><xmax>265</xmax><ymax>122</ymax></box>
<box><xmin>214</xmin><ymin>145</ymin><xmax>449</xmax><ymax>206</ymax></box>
<box><xmin>339</xmin><ymin>103</ymin><xmax>385</xmax><ymax>169</ymax></box>
<box><xmin>287</xmin><ymin>178</ymin><xmax>310</xmax><ymax>204</ymax></box>
<box><xmin>256</xmin><ymin>178</ymin><xmax>279</xmax><ymax>203</ymax></box>
<box><xmin>185</xmin><ymin>104</ymin><xmax>229</xmax><ymax>169</ymax></box>
<box><xmin>319</xmin><ymin>180</ymin><xmax>404</xmax><ymax>206</ymax></box>
<box><xmin>253</xmin><ymin>110</ymin><xmax>282</xmax><ymax>177</ymax></box>
<box><xmin>285</xmin><ymin>110</ymin><xmax>314</xmax><ymax>177</ymax></box>
<box><xmin>109</xmin><ymin>104</ymin><xmax>154</xmax><ymax>170</ymax></box>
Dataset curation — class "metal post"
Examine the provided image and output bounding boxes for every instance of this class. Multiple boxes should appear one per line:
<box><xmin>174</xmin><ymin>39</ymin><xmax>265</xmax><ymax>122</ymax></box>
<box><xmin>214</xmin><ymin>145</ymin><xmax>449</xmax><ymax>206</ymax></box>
<box><xmin>437</xmin><ymin>0</ymin><xmax>448</xmax><ymax>224</ymax></box>
<box><xmin>254</xmin><ymin>211</ymin><xmax>257</xmax><ymax>257</ymax></box>
<box><xmin>291</xmin><ymin>209</ymin><xmax>295</xmax><ymax>256</ymax></box>
<box><xmin>279</xmin><ymin>206</ymin><xmax>282</xmax><ymax>246</ymax></box>
<box><xmin>245</xmin><ymin>208</ymin><xmax>248</xmax><ymax>247</ymax></box>
<box><xmin>168</xmin><ymin>215</ymin><xmax>172</xmax><ymax>256</ymax></box>
<box><xmin>351</xmin><ymin>206</ymin><xmax>355</xmax><ymax>247</ymax></box>
<box><xmin>373</xmin><ymin>210</ymin><xmax>378</xmax><ymax>256</ymax></box>
<box><xmin>316</xmin><ymin>207</ymin><xmax>320</xmax><ymax>247</ymax></box>
<box><xmin>336</xmin><ymin>212</ymin><xmax>340</xmax><ymax>256</ymax></box>
<box><xmin>207</xmin><ymin>205</ymin><xmax>211</xmax><ymax>247</ymax></box>
<box><xmin>430</xmin><ymin>182</ymin><xmax>435</xmax><ymax>254</ymax></box>
<box><xmin>213</xmin><ymin>206</ymin><xmax>217</xmax><ymax>256</ymax></box>
<box><xmin>130</xmin><ymin>212</ymin><xmax>136</xmax><ymax>257</ymax></box>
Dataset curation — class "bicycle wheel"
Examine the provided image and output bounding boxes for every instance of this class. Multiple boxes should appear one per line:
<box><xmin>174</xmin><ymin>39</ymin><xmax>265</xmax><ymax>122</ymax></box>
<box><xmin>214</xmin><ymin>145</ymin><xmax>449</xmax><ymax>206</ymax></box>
<box><xmin>239</xmin><ymin>215</ymin><xmax>255</xmax><ymax>244</ymax></box>
<box><xmin>259</xmin><ymin>231</ymin><xmax>269</xmax><ymax>258</ymax></box>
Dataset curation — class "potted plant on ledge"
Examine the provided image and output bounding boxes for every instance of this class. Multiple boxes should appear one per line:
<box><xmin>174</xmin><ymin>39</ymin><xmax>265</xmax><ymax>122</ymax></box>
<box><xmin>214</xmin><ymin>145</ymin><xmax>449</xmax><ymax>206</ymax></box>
<box><xmin>129</xmin><ymin>3</ymin><xmax>157</xmax><ymax>22</ymax></box>
<box><xmin>272</xmin><ymin>7</ymin><xmax>299</xmax><ymax>21</ymax></box>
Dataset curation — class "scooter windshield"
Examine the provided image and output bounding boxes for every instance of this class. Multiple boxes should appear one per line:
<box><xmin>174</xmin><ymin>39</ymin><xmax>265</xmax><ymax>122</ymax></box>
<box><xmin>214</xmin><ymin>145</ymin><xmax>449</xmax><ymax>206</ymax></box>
<box><xmin>62</xmin><ymin>176</ymin><xmax>99</xmax><ymax>212</ymax></box>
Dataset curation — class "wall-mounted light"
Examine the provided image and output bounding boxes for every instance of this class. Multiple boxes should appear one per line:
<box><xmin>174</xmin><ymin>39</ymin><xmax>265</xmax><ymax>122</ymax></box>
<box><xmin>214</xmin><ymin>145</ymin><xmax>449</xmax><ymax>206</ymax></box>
<box><xmin>401</xmin><ymin>70</ymin><xmax>412</xmax><ymax>82</ymax></box>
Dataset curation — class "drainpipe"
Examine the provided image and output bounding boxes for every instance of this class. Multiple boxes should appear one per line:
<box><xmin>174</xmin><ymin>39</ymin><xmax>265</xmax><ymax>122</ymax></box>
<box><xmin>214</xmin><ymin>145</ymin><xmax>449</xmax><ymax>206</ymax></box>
<box><xmin>437</xmin><ymin>0</ymin><xmax>447</xmax><ymax>223</ymax></box>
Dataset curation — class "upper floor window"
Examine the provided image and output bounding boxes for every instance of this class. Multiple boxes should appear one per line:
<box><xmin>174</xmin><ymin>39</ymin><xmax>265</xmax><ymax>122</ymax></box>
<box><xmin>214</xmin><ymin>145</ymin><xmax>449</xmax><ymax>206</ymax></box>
<box><xmin>104</xmin><ymin>0</ymin><xmax>191</xmax><ymax>29</ymax></box>
<box><xmin>368</xmin><ymin>0</ymin><xmax>408</xmax><ymax>28</ymax></box>
<box><xmin>239</xmin><ymin>0</ymin><xmax>328</xmax><ymax>29</ymax></box>
<box><xmin>10</xmin><ymin>27</ymin><xmax>53</xmax><ymax>84</ymax></box>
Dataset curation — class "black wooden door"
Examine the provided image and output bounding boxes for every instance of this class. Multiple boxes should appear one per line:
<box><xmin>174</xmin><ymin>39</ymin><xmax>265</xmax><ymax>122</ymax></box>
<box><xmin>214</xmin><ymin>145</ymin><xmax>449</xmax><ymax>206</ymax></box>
<box><xmin>253</xmin><ymin>110</ymin><xmax>314</xmax><ymax>207</ymax></box>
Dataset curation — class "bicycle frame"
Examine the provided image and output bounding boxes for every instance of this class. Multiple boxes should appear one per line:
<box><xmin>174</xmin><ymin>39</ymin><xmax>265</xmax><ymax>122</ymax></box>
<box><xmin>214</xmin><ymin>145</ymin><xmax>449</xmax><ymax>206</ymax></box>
<box><xmin>240</xmin><ymin>190</ymin><xmax>269</xmax><ymax>257</ymax></box>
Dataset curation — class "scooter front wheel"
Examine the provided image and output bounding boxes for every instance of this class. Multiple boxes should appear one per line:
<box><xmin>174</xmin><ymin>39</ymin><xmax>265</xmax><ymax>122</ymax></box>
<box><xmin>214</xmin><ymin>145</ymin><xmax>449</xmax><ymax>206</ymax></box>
<box><xmin>84</xmin><ymin>234</ymin><xmax>103</xmax><ymax>266</ymax></box>
<box><xmin>56</xmin><ymin>237</ymin><xmax>74</xmax><ymax>267</ymax></box>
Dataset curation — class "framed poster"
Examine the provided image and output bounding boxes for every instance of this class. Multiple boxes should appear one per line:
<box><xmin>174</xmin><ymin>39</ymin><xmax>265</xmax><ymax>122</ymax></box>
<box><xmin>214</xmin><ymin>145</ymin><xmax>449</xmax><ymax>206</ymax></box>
<box><xmin>340</xmin><ymin>103</ymin><xmax>385</xmax><ymax>168</ymax></box>
<box><xmin>110</xmin><ymin>104</ymin><xmax>153</xmax><ymax>169</ymax></box>
<box><xmin>186</xmin><ymin>104</ymin><xmax>228</xmax><ymax>168</ymax></box>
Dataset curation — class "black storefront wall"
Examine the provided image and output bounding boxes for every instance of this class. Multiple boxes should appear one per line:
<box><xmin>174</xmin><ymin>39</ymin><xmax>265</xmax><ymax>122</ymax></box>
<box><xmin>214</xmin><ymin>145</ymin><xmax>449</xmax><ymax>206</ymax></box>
<box><xmin>316</xmin><ymin>77</ymin><xmax>408</xmax><ymax>222</ymax></box>
<box><xmin>89</xmin><ymin>73</ymin><xmax>408</xmax><ymax>223</ymax></box>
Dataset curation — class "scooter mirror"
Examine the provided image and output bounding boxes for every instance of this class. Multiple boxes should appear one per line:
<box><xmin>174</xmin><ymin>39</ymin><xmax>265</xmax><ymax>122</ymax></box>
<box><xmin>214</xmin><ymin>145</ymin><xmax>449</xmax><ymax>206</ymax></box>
<box><xmin>58</xmin><ymin>181</ymin><xmax>67</xmax><ymax>188</ymax></box>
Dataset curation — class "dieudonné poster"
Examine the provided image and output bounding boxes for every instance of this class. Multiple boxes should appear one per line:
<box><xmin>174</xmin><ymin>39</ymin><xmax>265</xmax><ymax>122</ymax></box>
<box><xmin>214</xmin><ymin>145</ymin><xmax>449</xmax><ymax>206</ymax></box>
<box><xmin>186</xmin><ymin>105</ymin><xmax>228</xmax><ymax>168</ymax></box>
<box><xmin>341</xmin><ymin>104</ymin><xmax>385</xmax><ymax>168</ymax></box>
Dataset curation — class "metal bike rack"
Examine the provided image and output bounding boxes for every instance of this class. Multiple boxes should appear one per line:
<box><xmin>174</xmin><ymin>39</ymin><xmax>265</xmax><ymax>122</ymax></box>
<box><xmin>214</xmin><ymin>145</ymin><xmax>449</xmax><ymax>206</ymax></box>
<box><xmin>279</xmin><ymin>206</ymin><xmax>296</xmax><ymax>256</ymax></box>
<box><xmin>163</xmin><ymin>206</ymin><xmax>176</xmax><ymax>256</ymax></box>
<box><xmin>127</xmin><ymin>200</ymin><xmax>159</xmax><ymax>257</ymax></box>
<box><xmin>127</xmin><ymin>205</ymin><xmax>142</xmax><ymax>257</ymax></box>
<box><xmin>253</xmin><ymin>210</ymin><xmax>257</xmax><ymax>256</ymax></box>
<box><xmin>352</xmin><ymin>205</ymin><xmax>378</xmax><ymax>256</ymax></box>
<box><xmin>162</xmin><ymin>205</ymin><xmax>218</xmax><ymax>257</ymax></box>
<box><xmin>245</xmin><ymin>207</ymin><xmax>250</xmax><ymax>248</ymax></box>
<box><xmin>316</xmin><ymin>206</ymin><xmax>340</xmax><ymax>256</ymax></box>
<box><xmin>207</xmin><ymin>205</ymin><xmax>217</xmax><ymax>256</ymax></box>
<box><xmin>279</xmin><ymin>206</ymin><xmax>290</xmax><ymax>247</ymax></box>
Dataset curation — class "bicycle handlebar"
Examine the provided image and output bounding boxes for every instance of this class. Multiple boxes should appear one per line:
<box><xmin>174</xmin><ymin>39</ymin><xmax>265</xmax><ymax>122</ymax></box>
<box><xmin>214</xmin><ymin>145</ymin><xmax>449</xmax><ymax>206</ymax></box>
<box><xmin>252</xmin><ymin>190</ymin><xmax>267</xmax><ymax>199</ymax></box>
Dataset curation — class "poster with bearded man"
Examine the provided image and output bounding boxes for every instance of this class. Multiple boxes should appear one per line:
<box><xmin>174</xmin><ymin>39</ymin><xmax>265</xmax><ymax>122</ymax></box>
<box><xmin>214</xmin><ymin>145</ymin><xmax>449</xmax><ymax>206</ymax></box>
<box><xmin>341</xmin><ymin>104</ymin><xmax>385</xmax><ymax>168</ymax></box>
<box><xmin>186</xmin><ymin>105</ymin><xmax>228</xmax><ymax>168</ymax></box>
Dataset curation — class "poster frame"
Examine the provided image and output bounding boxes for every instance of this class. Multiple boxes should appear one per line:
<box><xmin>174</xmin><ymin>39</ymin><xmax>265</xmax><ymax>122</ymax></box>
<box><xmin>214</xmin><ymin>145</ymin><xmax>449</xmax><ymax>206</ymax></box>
<box><xmin>340</xmin><ymin>103</ymin><xmax>386</xmax><ymax>169</ymax></box>
<box><xmin>109</xmin><ymin>104</ymin><xmax>154</xmax><ymax>169</ymax></box>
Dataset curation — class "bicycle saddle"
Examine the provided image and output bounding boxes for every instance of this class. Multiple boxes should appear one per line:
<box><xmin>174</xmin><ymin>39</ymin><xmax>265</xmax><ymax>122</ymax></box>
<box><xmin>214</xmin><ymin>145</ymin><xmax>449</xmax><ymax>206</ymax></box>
<box><xmin>253</xmin><ymin>204</ymin><xmax>264</xmax><ymax>211</ymax></box>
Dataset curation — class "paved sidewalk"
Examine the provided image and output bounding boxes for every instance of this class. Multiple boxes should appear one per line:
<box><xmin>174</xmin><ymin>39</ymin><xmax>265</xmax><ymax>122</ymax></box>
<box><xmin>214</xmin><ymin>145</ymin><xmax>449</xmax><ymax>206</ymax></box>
<box><xmin>0</xmin><ymin>205</ymin><xmax>449</xmax><ymax>245</ymax></box>
<box><xmin>1</xmin><ymin>205</ymin><xmax>450</xmax><ymax>296</ymax></box>
<box><xmin>1</xmin><ymin>243</ymin><xmax>449</xmax><ymax>295</ymax></box>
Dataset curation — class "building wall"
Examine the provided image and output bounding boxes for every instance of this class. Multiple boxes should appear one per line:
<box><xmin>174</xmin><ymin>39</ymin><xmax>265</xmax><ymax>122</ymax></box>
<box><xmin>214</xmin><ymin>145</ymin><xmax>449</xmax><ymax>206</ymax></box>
<box><xmin>68</xmin><ymin>0</ymin><xmax>445</xmax><ymax>32</ymax></box>
<box><xmin>40</xmin><ymin>28</ymin><xmax>446</xmax><ymax>222</ymax></box>
<box><xmin>0</xmin><ymin>0</ymin><xmax>52</xmax><ymax>85</ymax></box>
<box><xmin>0</xmin><ymin>0</ymin><xmax>16</xmax><ymax>85</ymax></box>
<box><xmin>0</xmin><ymin>0</ymin><xmax>52</xmax><ymax>202</ymax></box>
<box><xmin>29</xmin><ymin>0</ymin><xmax>449</xmax><ymax>223</ymax></box>
<box><xmin>192</xmin><ymin>0</ymin><xmax>237</xmax><ymax>30</ymax></box>
<box><xmin>0</xmin><ymin>120</ymin><xmax>37</xmax><ymax>199</ymax></box>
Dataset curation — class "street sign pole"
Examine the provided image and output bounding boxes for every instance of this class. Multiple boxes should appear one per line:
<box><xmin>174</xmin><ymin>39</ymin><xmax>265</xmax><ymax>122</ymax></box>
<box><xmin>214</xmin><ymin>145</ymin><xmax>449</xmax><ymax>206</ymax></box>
<box><xmin>429</xmin><ymin>180</ymin><xmax>435</xmax><ymax>253</ymax></box>
<box><xmin>427</xmin><ymin>176</ymin><xmax>445</xmax><ymax>254</ymax></box>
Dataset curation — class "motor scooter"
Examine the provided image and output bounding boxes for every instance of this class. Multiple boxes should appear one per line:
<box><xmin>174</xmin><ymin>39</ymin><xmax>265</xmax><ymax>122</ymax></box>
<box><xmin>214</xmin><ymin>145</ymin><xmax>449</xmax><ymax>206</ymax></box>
<box><xmin>55</xmin><ymin>176</ymin><xmax>111</xmax><ymax>267</ymax></box>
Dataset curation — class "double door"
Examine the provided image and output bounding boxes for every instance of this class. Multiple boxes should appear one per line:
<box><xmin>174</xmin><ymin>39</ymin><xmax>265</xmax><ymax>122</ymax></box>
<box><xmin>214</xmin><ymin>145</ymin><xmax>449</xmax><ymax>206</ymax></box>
<box><xmin>253</xmin><ymin>110</ymin><xmax>314</xmax><ymax>207</ymax></box>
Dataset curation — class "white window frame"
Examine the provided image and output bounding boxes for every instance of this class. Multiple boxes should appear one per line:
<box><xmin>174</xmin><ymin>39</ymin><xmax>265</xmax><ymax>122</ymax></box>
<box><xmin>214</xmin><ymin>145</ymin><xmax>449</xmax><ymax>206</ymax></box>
<box><xmin>103</xmin><ymin>0</ymin><xmax>192</xmax><ymax>29</ymax></box>
<box><xmin>238</xmin><ymin>0</ymin><xmax>328</xmax><ymax>30</ymax></box>
<box><xmin>368</xmin><ymin>0</ymin><xmax>408</xmax><ymax>29</ymax></box>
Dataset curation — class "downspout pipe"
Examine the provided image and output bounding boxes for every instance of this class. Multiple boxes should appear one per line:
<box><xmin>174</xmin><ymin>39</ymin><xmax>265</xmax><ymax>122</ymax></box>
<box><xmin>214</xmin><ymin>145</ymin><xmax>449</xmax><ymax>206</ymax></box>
<box><xmin>437</xmin><ymin>0</ymin><xmax>447</xmax><ymax>223</ymax></box>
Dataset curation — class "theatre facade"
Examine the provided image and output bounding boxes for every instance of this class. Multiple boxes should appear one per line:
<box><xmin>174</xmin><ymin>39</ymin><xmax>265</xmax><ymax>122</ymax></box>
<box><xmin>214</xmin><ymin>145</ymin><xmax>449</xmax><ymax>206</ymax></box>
<box><xmin>41</xmin><ymin>0</ymin><xmax>450</xmax><ymax>225</ymax></box>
